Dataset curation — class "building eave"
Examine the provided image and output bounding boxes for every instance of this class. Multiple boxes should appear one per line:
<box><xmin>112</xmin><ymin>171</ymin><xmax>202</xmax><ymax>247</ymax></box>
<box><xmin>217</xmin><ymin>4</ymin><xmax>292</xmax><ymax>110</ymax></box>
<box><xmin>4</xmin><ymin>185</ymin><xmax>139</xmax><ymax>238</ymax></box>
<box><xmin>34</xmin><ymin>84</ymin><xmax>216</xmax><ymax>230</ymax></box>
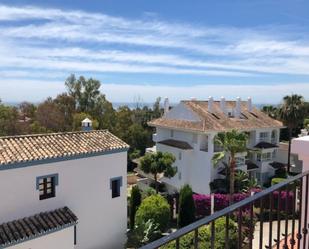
<box><xmin>0</xmin><ymin>147</ymin><xmax>129</xmax><ymax>171</ymax></box>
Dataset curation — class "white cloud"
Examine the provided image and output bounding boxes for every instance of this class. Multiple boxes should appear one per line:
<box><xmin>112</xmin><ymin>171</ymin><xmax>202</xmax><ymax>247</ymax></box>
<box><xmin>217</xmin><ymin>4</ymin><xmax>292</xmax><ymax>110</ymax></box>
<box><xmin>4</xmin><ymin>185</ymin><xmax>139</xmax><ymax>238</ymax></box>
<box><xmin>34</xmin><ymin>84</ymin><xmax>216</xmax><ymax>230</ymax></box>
<box><xmin>0</xmin><ymin>4</ymin><xmax>308</xmax><ymax>102</ymax></box>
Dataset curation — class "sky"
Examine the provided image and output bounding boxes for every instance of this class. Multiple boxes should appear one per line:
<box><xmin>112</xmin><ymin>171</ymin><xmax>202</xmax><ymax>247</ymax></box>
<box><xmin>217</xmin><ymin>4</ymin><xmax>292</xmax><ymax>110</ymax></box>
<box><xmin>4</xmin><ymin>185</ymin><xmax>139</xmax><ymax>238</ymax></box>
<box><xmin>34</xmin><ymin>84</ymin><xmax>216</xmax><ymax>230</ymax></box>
<box><xmin>0</xmin><ymin>0</ymin><xmax>309</xmax><ymax>104</ymax></box>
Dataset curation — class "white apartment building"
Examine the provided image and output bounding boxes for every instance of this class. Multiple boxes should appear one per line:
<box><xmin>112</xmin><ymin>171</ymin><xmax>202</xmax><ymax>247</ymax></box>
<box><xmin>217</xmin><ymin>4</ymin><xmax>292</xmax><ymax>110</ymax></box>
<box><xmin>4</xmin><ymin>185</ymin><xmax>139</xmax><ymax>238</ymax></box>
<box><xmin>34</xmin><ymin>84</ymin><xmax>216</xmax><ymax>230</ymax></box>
<box><xmin>148</xmin><ymin>97</ymin><xmax>284</xmax><ymax>194</ymax></box>
<box><xmin>0</xmin><ymin>119</ymin><xmax>129</xmax><ymax>249</ymax></box>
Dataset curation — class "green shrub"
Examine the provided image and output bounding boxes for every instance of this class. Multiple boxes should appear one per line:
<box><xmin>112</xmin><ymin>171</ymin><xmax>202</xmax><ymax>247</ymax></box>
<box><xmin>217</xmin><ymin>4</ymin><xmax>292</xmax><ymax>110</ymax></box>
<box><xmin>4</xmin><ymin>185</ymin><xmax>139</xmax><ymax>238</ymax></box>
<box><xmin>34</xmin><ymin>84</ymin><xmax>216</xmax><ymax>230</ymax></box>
<box><xmin>142</xmin><ymin>187</ymin><xmax>157</xmax><ymax>199</ymax></box>
<box><xmin>178</xmin><ymin>185</ymin><xmax>195</xmax><ymax>228</ymax></box>
<box><xmin>161</xmin><ymin>217</ymin><xmax>238</xmax><ymax>249</ymax></box>
<box><xmin>126</xmin><ymin>219</ymin><xmax>162</xmax><ymax>248</ymax></box>
<box><xmin>271</xmin><ymin>178</ymin><xmax>286</xmax><ymax>185</ymax></box>
<box><xmin>130</xmin><ymin>185</ymin><xmax>142</xmax><ymax>229</ymax></box>
<box><xmin>135</xmin><ymin>194</ymin><xmax>170</xmax><ymax>232</ymax></box>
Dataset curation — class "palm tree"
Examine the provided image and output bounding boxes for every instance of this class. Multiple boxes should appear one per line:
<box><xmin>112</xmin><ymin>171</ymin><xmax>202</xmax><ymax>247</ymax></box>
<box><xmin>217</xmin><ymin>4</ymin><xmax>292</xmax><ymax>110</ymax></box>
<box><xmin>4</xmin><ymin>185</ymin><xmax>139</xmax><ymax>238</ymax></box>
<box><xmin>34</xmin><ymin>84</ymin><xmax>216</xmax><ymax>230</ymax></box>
<box><xmin>262</xmin><ymin>105</ymin><xmax>278</xmax><ymax>119</ymax></box>
<box><xmin>212</xmin><ymin>129</ymin><xmax>248</xmax><ymax>203</ymax></box>
<box><xmin>278</xmin><ymin>94</ymin><xmax>305</xmax><ymax>173</ymax></box>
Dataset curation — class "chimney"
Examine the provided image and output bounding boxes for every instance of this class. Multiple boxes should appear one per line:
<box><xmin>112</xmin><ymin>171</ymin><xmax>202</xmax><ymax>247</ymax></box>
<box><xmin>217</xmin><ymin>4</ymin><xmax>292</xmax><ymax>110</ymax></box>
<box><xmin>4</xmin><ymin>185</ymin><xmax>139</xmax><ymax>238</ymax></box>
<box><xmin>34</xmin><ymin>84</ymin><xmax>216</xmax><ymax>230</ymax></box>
<box><xmin>247</xmin><ymin>97</ymin><xmax>253</xmax><ymax>112</ymax></box>
<box><xmin>235</xmin><ymin>97</ymin><xmax>241</xmax><ymax>118</ymax></box>
<box><xmin>220</xmin><ymin>96</ymin><xmax>226</xmax><ymax>114</ymax></box>
<box><xmin>82</xmin><ymin>118</ymin><xmax>92</xmax><ymax>131</ymax></box>
<box><xmin>208</xmin><ymin>96</ymin><xmax>214</xmax><ymax>113</ymax></box>
<box><xmin>164</xmin><ymin>97</ymin><xmax>170</xmax><ymax>115</ymax></box>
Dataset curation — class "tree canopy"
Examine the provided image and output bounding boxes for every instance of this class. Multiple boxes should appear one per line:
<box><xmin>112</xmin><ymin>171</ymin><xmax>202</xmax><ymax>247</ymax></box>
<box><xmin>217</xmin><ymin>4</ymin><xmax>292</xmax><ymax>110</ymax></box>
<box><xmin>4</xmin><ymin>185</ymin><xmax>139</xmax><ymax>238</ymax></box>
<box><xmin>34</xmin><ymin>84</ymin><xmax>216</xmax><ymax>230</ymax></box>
<box><xmin>140</xmin><ymin>151</ymin><xmax>177</xmax><ymax>193</ymax></box>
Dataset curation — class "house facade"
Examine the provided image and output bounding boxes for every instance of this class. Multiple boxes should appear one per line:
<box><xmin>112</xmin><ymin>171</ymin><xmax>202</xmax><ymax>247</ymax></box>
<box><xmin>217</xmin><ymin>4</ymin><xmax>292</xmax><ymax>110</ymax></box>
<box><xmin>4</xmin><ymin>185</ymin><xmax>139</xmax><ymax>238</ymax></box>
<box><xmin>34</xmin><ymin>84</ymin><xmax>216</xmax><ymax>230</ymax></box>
<box><xmin>148</xmin><ymin>97</ymin><xmax>284</xmax><ymax>194</ymax></box>
<box><xmin>0</xmin><ymin>120</ymin><xmax>129</xmax><ymax>249</ymax></box>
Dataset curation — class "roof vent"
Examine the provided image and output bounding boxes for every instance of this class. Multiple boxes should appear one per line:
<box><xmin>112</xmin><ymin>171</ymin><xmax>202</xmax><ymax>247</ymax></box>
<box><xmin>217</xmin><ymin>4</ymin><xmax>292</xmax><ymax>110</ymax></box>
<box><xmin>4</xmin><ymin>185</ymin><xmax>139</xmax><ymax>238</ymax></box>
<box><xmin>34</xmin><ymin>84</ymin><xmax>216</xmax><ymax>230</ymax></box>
<box><xmin>247</xmin><ymin>97</ymin><xmax>253</xmax><ymax>112</ymax></box>
<box><xmin>220</xmin><ymin>96</ymin><xmax>226</xmax><ymax>114</ymax></box>
<box><xmin>164</xmin><ymin>97</ymin><xmax>170</xmax><ymax>115</ymax></box>
<box><xmin>235</xmin><ymin>97</ymin><xmax>241</xmax><ymax>118</ymax></box>
<box><xmin>208</xmin><ymin>96</ymin><xmax>214</xmax><ymax>113</ymax></box>
<box><xmin>82</xmin><ymin>118</ymin><xmax>92</xmax><ymax>131</ymax></box>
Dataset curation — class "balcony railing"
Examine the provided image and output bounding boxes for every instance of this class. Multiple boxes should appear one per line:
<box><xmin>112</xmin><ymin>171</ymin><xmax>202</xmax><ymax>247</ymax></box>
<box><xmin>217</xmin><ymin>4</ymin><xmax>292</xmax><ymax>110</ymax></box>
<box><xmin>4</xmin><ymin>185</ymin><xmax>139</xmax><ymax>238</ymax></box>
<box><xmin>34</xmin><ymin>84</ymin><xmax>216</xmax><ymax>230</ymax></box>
<box><xmin>140</xmin><ymin>171</ymin><xmax>309</xmax><ymax>249</ymax></box>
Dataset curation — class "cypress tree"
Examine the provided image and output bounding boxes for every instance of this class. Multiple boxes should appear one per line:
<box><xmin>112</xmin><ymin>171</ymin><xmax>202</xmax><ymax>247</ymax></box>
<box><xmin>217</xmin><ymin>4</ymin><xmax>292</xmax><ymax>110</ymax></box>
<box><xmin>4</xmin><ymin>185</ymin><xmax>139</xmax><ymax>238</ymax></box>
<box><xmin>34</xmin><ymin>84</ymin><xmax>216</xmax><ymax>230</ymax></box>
<box><xmin>130</xmin><ymin>185</ymin><xmax>142</xmax><ymax>229</ymax></box>
<box><xmin>178</xmin><ymin>184</ymin><xmax>195</xmax><ymax>228</ymax></box>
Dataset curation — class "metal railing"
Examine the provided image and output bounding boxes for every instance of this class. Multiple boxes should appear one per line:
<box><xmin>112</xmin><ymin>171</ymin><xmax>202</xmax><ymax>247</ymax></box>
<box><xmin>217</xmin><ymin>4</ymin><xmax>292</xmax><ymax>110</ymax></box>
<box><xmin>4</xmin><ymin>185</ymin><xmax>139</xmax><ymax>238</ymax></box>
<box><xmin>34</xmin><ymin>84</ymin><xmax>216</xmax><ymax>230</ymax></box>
<box><xmin>140</xmin><ymin>171</ymin><xmax>309</xmax><ymax>249</ymax></box>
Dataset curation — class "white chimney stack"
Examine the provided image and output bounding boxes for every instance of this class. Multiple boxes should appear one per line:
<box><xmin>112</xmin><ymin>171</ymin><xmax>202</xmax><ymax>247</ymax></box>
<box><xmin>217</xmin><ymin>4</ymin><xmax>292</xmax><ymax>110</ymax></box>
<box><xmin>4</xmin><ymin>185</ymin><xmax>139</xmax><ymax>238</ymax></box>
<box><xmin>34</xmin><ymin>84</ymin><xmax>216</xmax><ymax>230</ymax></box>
<box><xmin>82</xmin><ymin>118</ymin><xmax>92</xmax><ymax>131</ymax></box>
<box><xmin>220</xmin><ymin>96</ymin><xmax>226</xmax><ymax>114</ymax></box>
<box><xmin>235</xmin><ymin>97</ymin><xmax>241</xmax><ymax>118</ymax></box>
<box><xmin>247</xmin><ymin>97</ymin><xmax>253</xmax><ymax>112</ymax></box>
<box><xmin>208</xmin><ymin>96</ymin><xmax>214</xmax><ymax>113</ymax></box>
<box><xmin>164</xmin><ymin>97</ymin><xmax>170</xmax><ymax>115</ymax></box>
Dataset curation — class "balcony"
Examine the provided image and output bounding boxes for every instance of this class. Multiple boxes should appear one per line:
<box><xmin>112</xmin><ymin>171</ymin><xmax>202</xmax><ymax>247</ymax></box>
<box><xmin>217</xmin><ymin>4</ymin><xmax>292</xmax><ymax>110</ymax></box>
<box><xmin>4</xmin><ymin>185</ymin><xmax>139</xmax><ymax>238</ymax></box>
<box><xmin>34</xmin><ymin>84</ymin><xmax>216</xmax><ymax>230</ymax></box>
<box><xmin>140</xmin><ymin>171</ymin><xmax>309</xmax><ymax>249</ymax></box>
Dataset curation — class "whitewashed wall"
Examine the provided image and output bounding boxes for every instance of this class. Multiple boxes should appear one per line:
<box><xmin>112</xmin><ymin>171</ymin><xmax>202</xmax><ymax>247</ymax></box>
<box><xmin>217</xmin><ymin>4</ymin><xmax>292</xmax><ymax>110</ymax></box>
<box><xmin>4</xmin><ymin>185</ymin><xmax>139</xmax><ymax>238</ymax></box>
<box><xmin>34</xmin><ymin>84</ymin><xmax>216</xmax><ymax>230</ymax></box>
<box><xmin>292</xmin><ymin>136</ymin><xmax>309</xmax><ymax>249</ymax></box>
<box><xmin>0</xmin><ymin>151</ymin><xmax>127</xmax><ymax>249</ymax></box>
<box><xmin>164</xmin><ymin>102</ymin><xmax>200</xmax><ymax>121</ymax></box>
<box><xmin>8</xmin><ymin>226</ymin><xmax>74</xmax><ymax>249</ymax></box>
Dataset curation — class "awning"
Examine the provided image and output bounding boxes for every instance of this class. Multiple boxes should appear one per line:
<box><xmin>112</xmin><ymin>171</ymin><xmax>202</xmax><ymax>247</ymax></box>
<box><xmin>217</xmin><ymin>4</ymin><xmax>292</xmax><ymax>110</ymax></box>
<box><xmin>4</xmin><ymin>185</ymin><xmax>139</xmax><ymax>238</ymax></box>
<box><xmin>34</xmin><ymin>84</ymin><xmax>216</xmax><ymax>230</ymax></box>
<box><xmin>254</xmin><ymin>142</ymin><xmax>278</xmax><ymax>149</ymax></box>
<box><xmin>246</xmin><ymin>160</ymin><xmax>259</xmax><ymax>170</ymax></box>
<box><xmin>0</xmin><ymin>207</ymin><xmax>77</xmax><ymax>248</ymax></box>
<box><xmin>158</xmin><ymin>139</ymin><xmax>193</xmax><ymax>150</ymax></box>
<box><xmin>269</xmin><ymin>161</ymin><xmax>287</xmax><ymax>169</ymax></box>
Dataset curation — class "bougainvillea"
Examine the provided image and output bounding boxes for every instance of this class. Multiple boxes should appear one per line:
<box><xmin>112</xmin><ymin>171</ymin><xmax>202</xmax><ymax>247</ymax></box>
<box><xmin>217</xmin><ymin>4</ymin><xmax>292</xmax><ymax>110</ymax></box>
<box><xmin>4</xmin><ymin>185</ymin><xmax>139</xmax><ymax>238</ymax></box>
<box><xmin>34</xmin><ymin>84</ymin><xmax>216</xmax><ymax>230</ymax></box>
<box><xmin>193</xmin><ymin>189</ymin><xmax>294</xmax><ymax>218</ymax></box>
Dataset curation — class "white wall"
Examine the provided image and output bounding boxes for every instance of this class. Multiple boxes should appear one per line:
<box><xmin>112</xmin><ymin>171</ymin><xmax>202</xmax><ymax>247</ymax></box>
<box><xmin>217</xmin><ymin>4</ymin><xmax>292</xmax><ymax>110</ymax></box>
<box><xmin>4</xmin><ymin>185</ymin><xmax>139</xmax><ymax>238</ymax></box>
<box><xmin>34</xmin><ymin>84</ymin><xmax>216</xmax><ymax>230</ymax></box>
<box><xmin>164</xmin><ymin>102</ymin><xmax>200</xmax><ymax>121</ymax></box>
<box><xmin>8</xmin><ymin>226</ymin><xmax>74</xmax><ymax>249</ymax></box>
<box><xmin>292</xmin><ymin>136</ymin><xmax>309</xmax><ymax>249</ymax></box>
<box><xmin>157</xmin><ymin>140</ymin><xmax>212</xmax><ymax>194</ymax></box>
<box><xmin>0</xmin><ymin>152</ymin><xmax>127</xmax><ymax>249</ymax></box>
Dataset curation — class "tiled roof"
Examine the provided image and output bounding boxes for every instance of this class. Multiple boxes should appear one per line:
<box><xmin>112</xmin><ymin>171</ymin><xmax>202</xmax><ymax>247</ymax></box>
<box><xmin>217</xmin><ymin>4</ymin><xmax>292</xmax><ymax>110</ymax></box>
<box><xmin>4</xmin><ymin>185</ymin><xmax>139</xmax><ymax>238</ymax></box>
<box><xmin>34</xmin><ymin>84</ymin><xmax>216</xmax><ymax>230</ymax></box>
<box><xmin>0</xmin><ymin>207</ymin><xmax>77</xmax><ymax>247</ymax></box>
<box><xmin>254</xmin><ymin>142</ymin><xmax>278</xmax><ymax>149</ymax></box>
<box><xmin>0</xmin><ymin>130</ymin><xmax>129</xmax><ymax>167</ymax></box>
<box><xmin>149</xmin><ymin>100</ymin><xmax>283</xmax><ymax>132</ymax></box>
<box><xmin>158</xmin><ymin>139</ymin><xmax>193</xmax><ymax>150</ymax></box>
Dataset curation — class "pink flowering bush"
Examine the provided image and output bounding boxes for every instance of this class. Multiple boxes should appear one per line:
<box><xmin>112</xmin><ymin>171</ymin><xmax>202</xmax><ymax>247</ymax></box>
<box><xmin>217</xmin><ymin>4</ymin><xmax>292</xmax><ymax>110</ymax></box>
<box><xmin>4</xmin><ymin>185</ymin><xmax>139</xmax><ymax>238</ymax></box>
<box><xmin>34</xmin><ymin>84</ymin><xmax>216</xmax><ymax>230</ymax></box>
<box><xmin>194</xmin><ymin>189</ymin><xmax>294</xmax><ymax>218</ymax></box>
<box><xmin>193</xmin><ymin>193</ymin><xmax>248</xmax><ymax>217</ymax></box>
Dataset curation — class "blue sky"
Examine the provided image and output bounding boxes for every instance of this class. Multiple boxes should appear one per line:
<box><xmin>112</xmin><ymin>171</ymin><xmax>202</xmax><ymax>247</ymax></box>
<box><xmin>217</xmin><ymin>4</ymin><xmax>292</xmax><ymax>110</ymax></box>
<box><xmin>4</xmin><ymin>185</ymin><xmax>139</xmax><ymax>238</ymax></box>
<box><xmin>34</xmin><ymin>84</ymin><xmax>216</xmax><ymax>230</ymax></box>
<box><xmin>0</xmin><ymin>0</ymin><xmax>309</xmax><ymax>104</ymax></box>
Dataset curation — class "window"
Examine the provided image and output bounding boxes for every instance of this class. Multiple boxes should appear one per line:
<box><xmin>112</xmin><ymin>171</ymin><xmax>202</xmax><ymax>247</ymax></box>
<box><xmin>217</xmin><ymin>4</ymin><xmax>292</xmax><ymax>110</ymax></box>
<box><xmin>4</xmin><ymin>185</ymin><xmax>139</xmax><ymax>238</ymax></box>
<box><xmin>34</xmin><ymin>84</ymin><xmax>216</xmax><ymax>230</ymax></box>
<box><xmin>257</xmin><ymin>152</ymin><xmax>272</xmax><ymax>162</ymax></box>
<box><xmin>178</xmin><ymin>172</ymin><xmax>182</xmax><ymax>180</ymax></box>
<box><xmin>178</xmin><ymin>152</ymin><xmax>182</xmax><ymax>160</ymax></box>
<box><xmin>235</xmin><ymin>157</ymin><xmax>246</xmax><ymax>167</ymax></box>
<box><xmin>200</xmin><ymin>135</ymin><xmax>208</xmax><ymax>152</ymax></box>
<box><xmin>192</xmin><ymin>134</ymin><xmax>198</xmax><ymax>144</ymax></box>
<box><xmin>271</xmin><ymin>130</ymin><xmax>277</xmax><ymax>144</ymax></box>
<box><xmin>110</xmin><ymin>177</ymin><xmax>122</xmax><ymax>198</ymax></box>
<box><xmin>170</xmin><ymin>130</ymin><xmax>174</xmax><ymax>137</ymax></box>
<box><xmin>259</xmin><ymin>132</ymin><xmax>269</xmax><ymax>142</ymax></box>
<box><xmin>36</xmin><ymin>174</ymin><xmax>58</xmax><ymax>200</ymax></box>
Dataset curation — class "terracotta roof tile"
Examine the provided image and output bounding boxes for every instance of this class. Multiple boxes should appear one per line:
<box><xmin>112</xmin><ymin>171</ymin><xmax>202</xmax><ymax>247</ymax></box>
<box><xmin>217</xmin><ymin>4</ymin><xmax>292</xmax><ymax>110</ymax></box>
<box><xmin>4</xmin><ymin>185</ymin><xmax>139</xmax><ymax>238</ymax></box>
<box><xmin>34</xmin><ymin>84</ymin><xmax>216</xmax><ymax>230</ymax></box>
<box><xmin>0</xmin><ymin>130</ymin><xmax>129</xmax><ymax>167</ymax></box>
<box><xmin>0</xmin><ymin>207</ymin><xmax>77</xmax><ymax>247</ymax></box>
<box><xmin>149</xmin><ymin>100</ymin><xmax>283</xmax><ymax>132</ymax></box>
